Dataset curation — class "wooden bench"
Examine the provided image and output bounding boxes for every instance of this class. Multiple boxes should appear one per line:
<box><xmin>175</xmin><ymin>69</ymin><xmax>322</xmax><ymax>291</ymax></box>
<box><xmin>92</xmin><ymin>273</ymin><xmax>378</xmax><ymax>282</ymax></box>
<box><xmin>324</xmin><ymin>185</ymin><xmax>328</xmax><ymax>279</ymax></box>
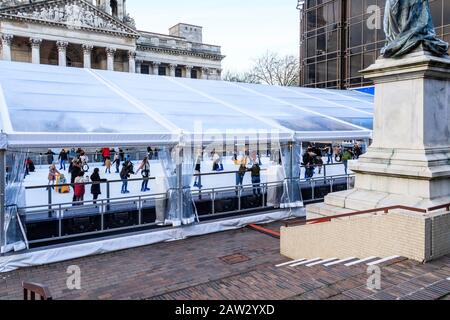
<box><xmin>22</xmin><ymin>282</ymin><xmax>53</xmax><ymax>300</ymax></box>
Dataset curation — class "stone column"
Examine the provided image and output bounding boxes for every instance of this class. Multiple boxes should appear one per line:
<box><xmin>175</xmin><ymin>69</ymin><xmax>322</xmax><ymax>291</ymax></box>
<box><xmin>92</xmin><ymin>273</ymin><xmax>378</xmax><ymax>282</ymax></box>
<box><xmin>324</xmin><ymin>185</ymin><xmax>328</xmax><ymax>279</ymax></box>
<box><xmin>1</xmin><ymin>34</ymin><xmax>13</xmax><ymax>61</ymax></box>
<box><xmin>169</xmin><ymin>64</ymin><xmax>176</xmax><ymax>77</ymax></box>
<box><xmin>216</xmin><ymin>68</ymin><xmax>223</xmax><ymax>80</ymax></box>
<box><xmin>185</xmin><ymin>65</ymin><xmax>192</xmax><ymax>78</ymax></box>
<box><xmin>153</xmin><ymin>61</ymin><xmax>161</xmax><ymax>75</ymax></box>
<box><xmin>106</xmin><ymin>47</ymin><xmax>116</xmax><ymax>71</ymax></box>
<box><xmin>56</xmin><ymin>41</ymin><xmax>68</xmax><ymax>67</ymax></box>
<box><xmin>201</xmin><ymin>67</ymin><xmax>209</xmax><ymax>80</ymax></box>
<box><xmin>82</xmin><ymin>44</ymin><xmax>93</xmax><ymax>69</ymax></box>
<box><xmin>29</xmin><ymin>38</ymin><xmax>42</xmax><ymax>64</ymax></box>
<box><xmin>136</xmin><ymin>59</ymin><xmax>143</xmax><ymax>74</ymax></box>
<box><xmin>128</xmin><ymin>50</ymin><xmax>136</xmax><ymax>73</ymax></box>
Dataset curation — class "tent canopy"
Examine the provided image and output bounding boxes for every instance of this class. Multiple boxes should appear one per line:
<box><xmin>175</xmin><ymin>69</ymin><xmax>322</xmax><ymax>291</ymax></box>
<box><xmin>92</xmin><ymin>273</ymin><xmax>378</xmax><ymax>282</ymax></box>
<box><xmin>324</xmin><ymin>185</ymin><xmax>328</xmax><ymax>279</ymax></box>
<box><xmin>0</xmin><ymin>61</ymin><xmax>373</xmax><ymax>149</ymax></box>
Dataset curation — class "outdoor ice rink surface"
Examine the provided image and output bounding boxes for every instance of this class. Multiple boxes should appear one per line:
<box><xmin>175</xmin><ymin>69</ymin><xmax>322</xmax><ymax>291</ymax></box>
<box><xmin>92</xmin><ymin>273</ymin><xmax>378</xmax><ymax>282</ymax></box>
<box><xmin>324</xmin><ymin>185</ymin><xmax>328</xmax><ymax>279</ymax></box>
<box><xmin>22</xmin><ymin>156</ymin><xmax>348</xmax><ymax>209</ymax></box>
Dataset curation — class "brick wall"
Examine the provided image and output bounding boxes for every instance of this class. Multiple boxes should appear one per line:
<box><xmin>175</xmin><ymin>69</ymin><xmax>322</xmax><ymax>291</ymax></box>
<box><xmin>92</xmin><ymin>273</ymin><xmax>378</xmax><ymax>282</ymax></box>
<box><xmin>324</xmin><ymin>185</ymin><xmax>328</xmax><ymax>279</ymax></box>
<box><xmin>280</xmin><ymin>211</ymin><xmax>450</xmax><ymax>263</ymax></box>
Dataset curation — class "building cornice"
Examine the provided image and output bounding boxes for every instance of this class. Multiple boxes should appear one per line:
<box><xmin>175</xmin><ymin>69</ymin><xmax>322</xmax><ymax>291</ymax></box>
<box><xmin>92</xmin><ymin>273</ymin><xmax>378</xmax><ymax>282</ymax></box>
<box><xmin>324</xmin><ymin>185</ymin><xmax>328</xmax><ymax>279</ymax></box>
<box><xmin>0</xmin><ymin>0</ymin><xmax>140</xmax><ymax>39</ymax></box>
<box><xmin>137</xmin><ymin>44</ymin><xmax>225</xmax><ymax>61</ymax></box>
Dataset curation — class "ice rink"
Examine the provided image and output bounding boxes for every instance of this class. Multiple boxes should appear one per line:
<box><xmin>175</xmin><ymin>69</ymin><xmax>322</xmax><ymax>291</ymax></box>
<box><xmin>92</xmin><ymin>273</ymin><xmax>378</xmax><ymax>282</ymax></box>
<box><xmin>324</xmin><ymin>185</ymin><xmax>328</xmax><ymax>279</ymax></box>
<box><xmin>22</xmin><ymin>156</ymin><xmax>348</xmax><ymax>209</ymax></box>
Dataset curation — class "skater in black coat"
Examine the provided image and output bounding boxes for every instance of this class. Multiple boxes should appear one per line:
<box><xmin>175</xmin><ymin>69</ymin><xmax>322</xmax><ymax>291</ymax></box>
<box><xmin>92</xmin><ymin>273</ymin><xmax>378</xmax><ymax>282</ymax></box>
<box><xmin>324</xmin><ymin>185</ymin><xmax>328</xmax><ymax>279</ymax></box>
<box><xmin>90</xmin><ymin>168</ymin><xmax>103</xmax><ymax>204</ymax></box>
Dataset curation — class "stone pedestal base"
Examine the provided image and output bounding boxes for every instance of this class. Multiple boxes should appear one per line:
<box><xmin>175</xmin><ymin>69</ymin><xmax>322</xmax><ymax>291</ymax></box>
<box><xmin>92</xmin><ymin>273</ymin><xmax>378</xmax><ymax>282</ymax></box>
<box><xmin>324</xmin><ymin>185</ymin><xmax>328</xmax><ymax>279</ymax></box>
<box><xmin>307</xmin><ymin>49</ymin><xmax>450</xmax><ymax>219</ymax></box>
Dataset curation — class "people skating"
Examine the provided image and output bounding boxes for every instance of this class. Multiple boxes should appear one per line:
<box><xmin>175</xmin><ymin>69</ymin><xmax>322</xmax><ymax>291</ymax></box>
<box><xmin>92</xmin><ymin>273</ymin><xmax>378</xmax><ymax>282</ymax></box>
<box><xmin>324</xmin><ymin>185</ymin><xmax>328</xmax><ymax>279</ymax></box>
<box><xmin>120</xmin><ymin>161</ymin><xmax>133</xmax><ymax>194</ymax></box>
<box><xmin>25</xmin><ymin>157</ymin><xmax>35</xmax><ymax>174</ymax></box>
<box><xmin>105</xmin><ymin>157</ymin><xmax>112</xmax><ymax>174</ymax></box>
<box><xmin>70</xmin><ymin>159</ymin><xmax>83</xmax><ymax>203</ymax></box>
<box><xmin>101</xmin><ymin>148</ymin><xmax>111</xmax><ymax>165</ymax></box>
<box><xmin>119</xmin><ymin>148</ymin><xmax>125</xmax><ymax>162</ymax></box>
<box><xmin>58</xmin><ymin>149</ymin><xmax>68</xmax><ymax>171</ymax></box>
<box><xmin>193</xmin><ymin>152</ymin><xmax>202</xmax><ymax>188</ymax></box>
<box><xmin>44</xmin><ymin>149</ymin><xmax>56</xmax><ymax>165</ymax></box>
<box><xmin>325</xmin><ymin>144</ymin><xmax>333</xmax><ymax>165</ymax></box>
<box><xmin>80</xmin><ymin>151</ymin><xmax>89</xmax><ymax>172</ymax></box>
<box><xmin>212</xmin><ymin>151</ymin><xmax>221</xmax><ymax>171</ymax></box>
<box><xmin>353</xmin><ymin>143</ymin><xmax>362</xmax><ymax>159</ymax></box>
<box><xmin>302</xmin><ymin>148</ymin><xmax>316</xmax><ymax>180</ymax></box>
<box><xmin>250</xmin><ymin>162</ymin><xmax>261</xmax><ymax>196</ymax></box>
<box><xmin>234</xmin><ymin>153</ymin><xmax>248</xmax><ymax>194</ymax></box>
<box><xmin>112</xmin><ymin>154</ymin><xmax>120</xmax><ymax>173</ymax></box>
<box><xmin>136</xmin><ymin>157</ymin><xmax>151</xmax><ymax>192</ymax></box>
<box><xmin>68</xmin><ymin>148</ymin><xmax>76</xmax><ymax>162</ymax></box>
<box><xmin>74</xmin><ymin>172</ymin><xmax>89</xmax><ymax>205</ymax></box>
<box><xmin>47</xmin><ymin>164</ymin><xmax>60</xmax><ymax>190</ymax></box>
<box><xmin>342</xmin><ymin>148</ymin><xmax>352</xmax><ymax>175</ymax></box>
<box><xmin>90</xmin><ymin>168</ymin><xmax>103</xmax><ymax>204</ymax></box>
<box><xmin>334</xmin><ymin>145</ymin><xmax>342</xmax><ymax>162</ymax></box>
<box><xmin>56</xmin><ymin>173</ymin><xmax>70</xmax><ymax>194</ymax></box>
<box><xmin>147</xmin><ymin>147</ymin><xmax>154</xmax><ymax>160</ymax></box>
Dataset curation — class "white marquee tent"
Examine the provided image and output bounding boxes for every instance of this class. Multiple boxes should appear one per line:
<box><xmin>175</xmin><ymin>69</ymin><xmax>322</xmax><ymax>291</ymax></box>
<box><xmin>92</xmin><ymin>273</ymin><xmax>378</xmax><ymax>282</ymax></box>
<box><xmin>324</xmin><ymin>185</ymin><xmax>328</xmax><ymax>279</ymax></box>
<box><xmin>0</xmin><ymin>60</ymin><xmax>373</xmax><ymax>149</ymax></box>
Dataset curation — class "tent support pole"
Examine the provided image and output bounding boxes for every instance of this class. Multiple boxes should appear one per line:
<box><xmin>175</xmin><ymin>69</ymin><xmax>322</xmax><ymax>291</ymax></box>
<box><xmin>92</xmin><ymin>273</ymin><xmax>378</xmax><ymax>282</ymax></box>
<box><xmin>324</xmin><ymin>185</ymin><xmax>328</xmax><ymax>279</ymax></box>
<box><xmin>0</xmin><ymin>149</ymin><xmax>6</xmax><ymax>256</ymax></box>
<box><xmin>289</xmin><ymin>141</ymin><xmax>294</xmax><ymax>202</ymax></box>
<box><xmin>177</xmin><ymin>146</ymin><xmax>183</xmax><ymax>224</ymax></box>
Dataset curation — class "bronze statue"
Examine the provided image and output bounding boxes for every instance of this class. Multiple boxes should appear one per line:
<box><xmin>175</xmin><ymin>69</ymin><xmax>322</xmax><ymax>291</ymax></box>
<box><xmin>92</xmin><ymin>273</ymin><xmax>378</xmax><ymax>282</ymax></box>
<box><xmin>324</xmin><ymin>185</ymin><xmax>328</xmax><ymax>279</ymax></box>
<box><xmin>382</xmin><ymin>0</ymin><xmax>449</xmax><ymax>58</ymax></box>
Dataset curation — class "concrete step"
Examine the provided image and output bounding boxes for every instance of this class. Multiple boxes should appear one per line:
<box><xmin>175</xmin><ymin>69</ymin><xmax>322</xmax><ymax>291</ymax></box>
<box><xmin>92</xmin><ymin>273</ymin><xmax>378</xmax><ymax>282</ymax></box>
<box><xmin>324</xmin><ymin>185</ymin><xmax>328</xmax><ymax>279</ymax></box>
<box><xmin>305</xmin><ymin>202</ymin><xmax>354</xmax><ymax>220</ymax></box>
<box><xmin>275</xmin><ymin>256</ymin><xmax>404</xmax><ymax>269</ymax></box>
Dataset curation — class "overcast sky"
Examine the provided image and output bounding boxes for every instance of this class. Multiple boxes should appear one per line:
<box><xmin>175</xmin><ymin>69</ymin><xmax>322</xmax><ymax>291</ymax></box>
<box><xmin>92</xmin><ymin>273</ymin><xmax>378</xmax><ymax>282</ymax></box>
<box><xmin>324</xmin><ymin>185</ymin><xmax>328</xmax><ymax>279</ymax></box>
<box><xmin>127</xmin><ymin>0</ymin><xmax>299</xmax><ymax>73</ymax></box>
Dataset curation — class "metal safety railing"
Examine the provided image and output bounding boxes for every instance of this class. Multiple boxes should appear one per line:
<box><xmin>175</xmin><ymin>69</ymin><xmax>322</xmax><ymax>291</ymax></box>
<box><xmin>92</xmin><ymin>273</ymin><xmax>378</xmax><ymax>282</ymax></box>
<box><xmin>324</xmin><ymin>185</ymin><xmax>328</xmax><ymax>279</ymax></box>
<box><xmin>27</xmin><ymin>150</ymin><xmax>160</xmax><ymax>167</ymax></box>
<box><xmin>23</xmin><ymin>191</ymin><xmax>167</xmax><ymax>245</ymax></box>
<box><xmin>284</xmin><ymin>203</ymin><xmax>450</xmax><ymax>228</ymax></box>
<box><xmin>11</xmin><ymin>161</ymin><xmax>355</xmax><ymax>246</ymax></box>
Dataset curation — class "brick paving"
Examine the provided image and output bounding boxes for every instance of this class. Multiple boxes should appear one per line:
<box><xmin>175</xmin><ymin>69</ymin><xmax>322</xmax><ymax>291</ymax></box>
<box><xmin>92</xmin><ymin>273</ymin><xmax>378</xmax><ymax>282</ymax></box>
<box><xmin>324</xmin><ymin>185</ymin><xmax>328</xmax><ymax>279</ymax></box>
<box><xmin>1</xmin><ymin>224</ymin><xmax>450</xmax><ymax>300</ymax></box>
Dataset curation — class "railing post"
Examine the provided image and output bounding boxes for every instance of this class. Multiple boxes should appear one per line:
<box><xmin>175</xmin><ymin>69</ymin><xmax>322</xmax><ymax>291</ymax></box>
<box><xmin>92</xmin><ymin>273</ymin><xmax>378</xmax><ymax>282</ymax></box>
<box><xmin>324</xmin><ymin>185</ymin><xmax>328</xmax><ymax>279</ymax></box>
<box><xmin>238</xmin><ymin>188</ymin><xmax>242</xmax><ymax>211</ymax></box>
<box><xmin>106</xmin><ymin>181</ymin><xmax>110</xmax><ymax>211</ymax></box>
<box><xmin>138</xmin><ymin>196</ymin><xmax>142</xmax><ymax>225</ymax></box>
<box><xmin>212</xmin><ymin>189</ymin><xmax>215</xmax><ymax>215</ymax></box>
<box><xmin>47</xmin><ymin>186</ymin><xmax>52</xmax><ymax>218</ymax></box>
<box><xmin>323</xmin><ymin>164</ymin><xmax>327</xmax><ymax>183</ymax></box>
<box><xmin>262</xmin><ymin>183</ymin><xmax>266</xmax><ymax>208</ymax></box>
<box><xmin>0</xmin><ymin>150</ymin><xmax>6</xmax><ymax>255</ymax></box>
<box><xmin>101</xmin><ymin>201</ymin><xmax>104</xmax><ymax>231</ymax></box>
<box><xmin>58</xmin><ymin>206</ymin><xmax>62</xmax><ymax>237</ymax></box>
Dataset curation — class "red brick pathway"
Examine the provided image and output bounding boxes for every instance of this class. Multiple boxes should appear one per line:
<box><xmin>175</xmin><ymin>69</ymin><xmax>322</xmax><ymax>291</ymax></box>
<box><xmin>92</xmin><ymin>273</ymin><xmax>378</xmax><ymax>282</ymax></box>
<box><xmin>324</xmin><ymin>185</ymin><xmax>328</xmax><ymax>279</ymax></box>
<box><xmin>1</xmin><ymin>224</ymin><xmax>450</xmax><ymax>300</ymax></box>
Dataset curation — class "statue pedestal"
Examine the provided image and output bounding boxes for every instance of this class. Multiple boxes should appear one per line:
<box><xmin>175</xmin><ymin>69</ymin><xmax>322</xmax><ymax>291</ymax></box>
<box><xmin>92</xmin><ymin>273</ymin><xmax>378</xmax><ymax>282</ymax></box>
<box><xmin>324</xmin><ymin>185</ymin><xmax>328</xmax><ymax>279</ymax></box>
<box><xmin>308</xmin><ymin>49</ymin><xmax>450</xmax><ymax>217</ymax></box>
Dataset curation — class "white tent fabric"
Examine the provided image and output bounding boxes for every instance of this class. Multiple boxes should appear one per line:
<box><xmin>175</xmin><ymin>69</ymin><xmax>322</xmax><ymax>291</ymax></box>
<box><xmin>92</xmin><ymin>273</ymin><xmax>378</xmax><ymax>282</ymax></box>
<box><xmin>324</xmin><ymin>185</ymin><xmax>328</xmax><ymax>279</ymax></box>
<box><xmin>0</xmin><ymin>60</ymin><xmax>373</xmax><ymax>149</ymax></box>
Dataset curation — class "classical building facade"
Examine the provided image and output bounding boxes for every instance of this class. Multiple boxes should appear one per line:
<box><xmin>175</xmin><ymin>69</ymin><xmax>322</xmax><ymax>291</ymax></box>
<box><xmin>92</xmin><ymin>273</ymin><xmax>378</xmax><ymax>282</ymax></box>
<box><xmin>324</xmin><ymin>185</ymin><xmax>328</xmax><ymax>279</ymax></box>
<box><xmin>0</xmin><ymin>0</ymin><xmax>224</xmax><ymax>79</ymax></box>
<box><xmin>298</xmin><ymin>0</ymin><xmax>450</xmax><ymax>89</ymax></box>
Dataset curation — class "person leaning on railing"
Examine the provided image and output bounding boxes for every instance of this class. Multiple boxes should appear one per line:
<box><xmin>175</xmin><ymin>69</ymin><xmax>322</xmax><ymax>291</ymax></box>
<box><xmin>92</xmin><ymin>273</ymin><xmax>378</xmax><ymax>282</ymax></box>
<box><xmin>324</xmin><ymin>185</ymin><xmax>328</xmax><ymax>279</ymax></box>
<box><xmin>342</xmin><ymin>149</ymin><xmax>352</xmax><ymax>175</ymax></box>
<box><xmin>74</xmin><ymin>172</ymin><xmax>89</xmax><ymax>205</ymax></box>
<box><xmin>90</xmin><ymin>168</ymin><xmax>106</xmax><ymax>205</ymax></box>
<box><xmin>250</xmin><ymin>162</ymin><xmax>261</xmax><ymax>196</ymax></box>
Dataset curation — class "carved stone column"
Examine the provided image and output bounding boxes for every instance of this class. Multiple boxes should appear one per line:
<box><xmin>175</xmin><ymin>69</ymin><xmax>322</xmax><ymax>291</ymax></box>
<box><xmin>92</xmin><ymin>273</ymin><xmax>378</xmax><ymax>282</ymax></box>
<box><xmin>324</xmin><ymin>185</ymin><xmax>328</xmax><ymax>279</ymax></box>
<box><xmin>106</xmin><ymin>47</ymin><xmax>116</xmax><ymax>71</ymax></box>
<box><xmin>56</xmin><ymin>41</ymin><xmax>69</xmax><ymax>67</ymax></box>
<box><xmin>1</xmin><ymin>34</ymin><xmax>13</xmax><ymax>61</ymax></box>
<box><xmin>128</xmin><ymin>50</ymin><xmax>136</xmax><ymax>73</ymax></box>
<box><xmin>201</xmin><ymin>67</ymin><xmax>209</xmax><ymax>80</ymax></box>
<box><xmin>82</xmin><ymin>44</ymin><xmax>93</xmax><ymax>69</ymax></box>
<box><xmin>29</xmin><ymin>38</ymin><xmax>42</xmax><ymax>64</ymax></box>
<box><xmin>153</xmin><ymin>61</ymin><xmax>161</xmax><ymax>75</ymax></box>
<box><xmin>185</xmin><ymin>65</ymin><xmax>193</xmax><ymax>78</ymax></box>
<box><xmin>136</xmin><ymin>59</ymin><xmax>143</xmax><ymax>74</ymax></box>
<box><xmin>216</xmin><ymin>68</ymin><xmax>223</xmax><ymax>80</ymax></box>
<box><xmin>169</xmin><ymin>64</ymin><xmax>177</xmax><ymax>77</ymax></box>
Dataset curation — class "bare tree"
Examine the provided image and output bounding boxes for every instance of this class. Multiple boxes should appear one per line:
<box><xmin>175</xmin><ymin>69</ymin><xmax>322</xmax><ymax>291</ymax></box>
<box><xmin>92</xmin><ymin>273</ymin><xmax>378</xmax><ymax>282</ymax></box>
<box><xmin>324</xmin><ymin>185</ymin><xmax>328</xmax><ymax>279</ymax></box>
<box><xmin>250</xmin><ymin>51</ymin><xmax>299</xmax><ymax>86</ymax></box>
<box><xmin>222</xmin><ymin>71</ymin><xmax>260</xmax><ymax>84</ymax></box>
